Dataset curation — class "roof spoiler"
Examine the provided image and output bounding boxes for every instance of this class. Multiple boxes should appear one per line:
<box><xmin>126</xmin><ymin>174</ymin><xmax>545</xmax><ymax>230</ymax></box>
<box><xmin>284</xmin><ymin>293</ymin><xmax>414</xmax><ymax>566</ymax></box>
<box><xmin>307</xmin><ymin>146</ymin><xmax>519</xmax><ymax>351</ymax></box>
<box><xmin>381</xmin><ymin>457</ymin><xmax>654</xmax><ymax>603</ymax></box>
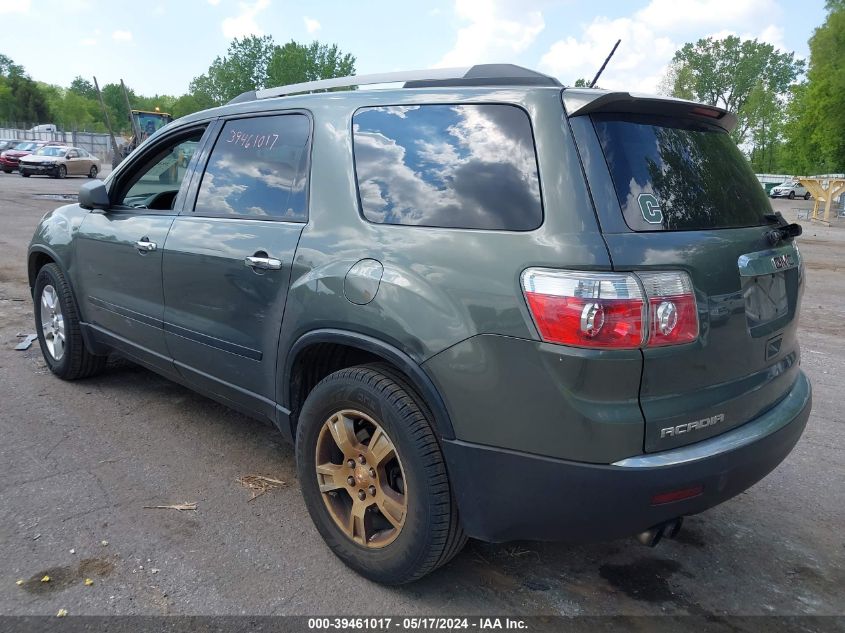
<box><xmin>562</xmin><ymin>88</ymin><xmax>737</xmax><ymax>133</ymax></box>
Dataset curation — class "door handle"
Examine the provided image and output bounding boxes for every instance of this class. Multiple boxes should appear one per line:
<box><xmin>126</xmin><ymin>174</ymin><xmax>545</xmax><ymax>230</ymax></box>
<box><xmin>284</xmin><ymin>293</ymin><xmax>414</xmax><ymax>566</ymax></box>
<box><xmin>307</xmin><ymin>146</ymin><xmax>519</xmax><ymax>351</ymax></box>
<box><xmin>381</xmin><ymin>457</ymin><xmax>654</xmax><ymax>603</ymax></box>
<box><xmin>135</xmin><ymin>238</ymin><xmax>157</xmax><ymax>253</ymax></box>
<box><xmin>245</xmin><ymin>255</ymin><xmax>282</xmax><ymax>270</ymax></box>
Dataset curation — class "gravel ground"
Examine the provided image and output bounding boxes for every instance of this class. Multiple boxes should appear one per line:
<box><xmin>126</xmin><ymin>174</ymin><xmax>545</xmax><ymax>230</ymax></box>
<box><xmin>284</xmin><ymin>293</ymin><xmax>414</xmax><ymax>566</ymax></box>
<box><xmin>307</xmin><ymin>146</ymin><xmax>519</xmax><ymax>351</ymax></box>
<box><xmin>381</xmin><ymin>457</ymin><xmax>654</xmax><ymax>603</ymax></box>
<box><xmin>0</xmin><ymin>171</ymin><xmax>843</xmax><ymax>616</ymax></box>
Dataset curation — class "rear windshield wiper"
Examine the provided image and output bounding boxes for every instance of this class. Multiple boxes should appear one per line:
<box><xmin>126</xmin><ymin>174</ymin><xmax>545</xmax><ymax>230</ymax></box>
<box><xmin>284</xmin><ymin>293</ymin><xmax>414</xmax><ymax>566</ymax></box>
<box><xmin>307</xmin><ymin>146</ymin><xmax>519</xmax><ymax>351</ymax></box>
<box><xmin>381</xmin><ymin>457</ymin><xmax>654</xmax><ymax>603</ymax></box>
<box><xmin>764</xmin><ymin>212</ymin><xmax>802</xmax><ymax>244</ymax></box>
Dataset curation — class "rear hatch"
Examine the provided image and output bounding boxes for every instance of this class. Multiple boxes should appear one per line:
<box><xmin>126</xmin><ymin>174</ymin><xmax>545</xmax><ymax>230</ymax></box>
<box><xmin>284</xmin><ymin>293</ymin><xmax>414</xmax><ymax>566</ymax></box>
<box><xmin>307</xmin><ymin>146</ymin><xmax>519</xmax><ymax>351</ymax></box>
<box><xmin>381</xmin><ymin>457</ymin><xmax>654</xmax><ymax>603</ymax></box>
<box><xmin>565</xmin><ymin>91</ymin><xmax>804</xmax><ymax>452</ymax></box>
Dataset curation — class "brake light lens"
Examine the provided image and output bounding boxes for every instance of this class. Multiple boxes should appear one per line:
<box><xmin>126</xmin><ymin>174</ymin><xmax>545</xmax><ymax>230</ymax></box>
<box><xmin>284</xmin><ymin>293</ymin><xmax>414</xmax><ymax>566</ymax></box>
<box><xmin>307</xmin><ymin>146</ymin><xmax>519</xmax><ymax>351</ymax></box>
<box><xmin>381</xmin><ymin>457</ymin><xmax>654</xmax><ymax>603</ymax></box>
<box><xmin>521</xmin><ymin>270</ymin><xmax>645</xmax><ymax>348</ymax></box>
<box><xmin>638</xmin><ymin>271</ymin><xmax>698</xmax><ymax>346</ymax></box>
<box><xmin>521</xmin><ymin>269</ymin><xmax>698</xmax><ymax>349</ymax></box>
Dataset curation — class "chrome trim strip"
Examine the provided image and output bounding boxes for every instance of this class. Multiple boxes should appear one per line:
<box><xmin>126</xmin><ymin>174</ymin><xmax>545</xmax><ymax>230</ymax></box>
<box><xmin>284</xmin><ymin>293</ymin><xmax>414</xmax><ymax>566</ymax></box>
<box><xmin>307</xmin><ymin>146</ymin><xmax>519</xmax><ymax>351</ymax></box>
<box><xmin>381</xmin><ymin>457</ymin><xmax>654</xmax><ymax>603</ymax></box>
<box><xmin>737</xmin><ymin>243</ymin><xmax>800</xmax><ymax>277</ymax></box>
<box><xmin>613</xmin><ymin>371</ymin><xmax>810</xmax><ymax>468</ymax></box>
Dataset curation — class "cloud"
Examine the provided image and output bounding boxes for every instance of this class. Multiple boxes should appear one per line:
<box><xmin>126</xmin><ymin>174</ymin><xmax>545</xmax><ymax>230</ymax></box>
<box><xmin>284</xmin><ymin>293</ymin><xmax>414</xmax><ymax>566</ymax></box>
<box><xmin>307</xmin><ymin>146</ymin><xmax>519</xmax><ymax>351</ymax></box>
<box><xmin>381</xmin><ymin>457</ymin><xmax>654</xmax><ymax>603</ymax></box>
<box><xmin>80</xmin><ymin>38</ymin><xmax>97</xmax><ymax>47</ymax></box>
<box><xmin>539</xmin><ymin>0</ymin><xmax>784</xmax><ymax>93</ymax></box>
<box><xmin>112</xmin><ymin>30</ymin><xmax>133</xmax><ymax>42</ymax></box>
<box><xmin>436</xmin><ymin>0</ymin><xmax>545</xmax><ymax>67</ymax></box>
<box><xmin>0</xmin><ymin>0</ymin><xmax>31</xmax><ymax>13</ymax></box>
<box><xmin>208</xmin><ymin>0</ymin><xmax>221</xmax><ymax>4</ymax></box>
<box><xmin>303</xmin><ymin>16</ymin><xmax>321</xmax><ymax>33</ymax></box>
<box><xmin>222</xmin><ymin>0</ymin><xmax>271</xmax><ymax>39</ymax></box>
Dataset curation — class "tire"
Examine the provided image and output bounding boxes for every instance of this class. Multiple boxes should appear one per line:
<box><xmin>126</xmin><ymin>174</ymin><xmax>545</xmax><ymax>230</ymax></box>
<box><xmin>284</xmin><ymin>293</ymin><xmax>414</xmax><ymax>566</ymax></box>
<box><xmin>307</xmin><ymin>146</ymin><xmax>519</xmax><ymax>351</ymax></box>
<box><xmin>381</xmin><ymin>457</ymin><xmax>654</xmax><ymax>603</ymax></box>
<box><xmin>805</xmin><ymin>192</ymin><xmax>811</xmax><ymax>200</ymax></box>
<box><xmin>2</xmin><ymin>168</ymin><xmax>11</xmax><ymax>174</ymax></box>
<box><xmin>20</xmin><ymin>171</ymin><xmax>30</xmax><ymax>177</ymax></box>
<box><xmin>788</xmin><ymin>191</ymin><xmax>795</xmax><ymax>199</ymax></box>
<box><xmin>88</xmin><ymin>165</ymin><xmax>98</xmax><ymax>179</ymax></box>
<box><xmin>296</xmin><ymin>364</ymin><xmax>466</xmax><ymax>584</ymax></box>
<box><xmin>57</xmin><ymin>164</ymin><xmax>67</xmax><ymax>179</ymax></box>
<box><xmin>33</xmin><ymin>263</ymin><xmax>106</xmax><ymax>380</ymax></box>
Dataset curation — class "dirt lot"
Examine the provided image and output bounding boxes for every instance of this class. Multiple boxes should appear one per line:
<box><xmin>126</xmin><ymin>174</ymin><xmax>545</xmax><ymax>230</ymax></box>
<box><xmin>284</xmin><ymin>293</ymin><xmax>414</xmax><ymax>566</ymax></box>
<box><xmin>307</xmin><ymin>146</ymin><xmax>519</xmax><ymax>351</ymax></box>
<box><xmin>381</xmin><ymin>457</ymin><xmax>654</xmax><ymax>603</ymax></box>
<box><xmin>0</xmin><ymin>171</ymin><xmax>843</xmax><ymax>616</ymax></box>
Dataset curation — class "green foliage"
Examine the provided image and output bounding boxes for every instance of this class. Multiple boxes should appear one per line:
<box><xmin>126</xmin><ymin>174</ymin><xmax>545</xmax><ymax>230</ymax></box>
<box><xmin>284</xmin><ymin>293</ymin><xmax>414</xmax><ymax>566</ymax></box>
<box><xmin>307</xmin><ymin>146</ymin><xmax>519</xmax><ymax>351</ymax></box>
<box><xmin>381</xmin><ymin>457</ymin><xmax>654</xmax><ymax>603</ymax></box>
<box><xmin>668</xmin><ymin>35</ymin><xmax>804</xmax><ymax>145</ymax></box>
<box><xmin>266</xmin><ymin>40</ymin><xmax>355</xmax><ymax>88</ymax></box>
<box><xmin>783</xmin><ymin>2</ymin><xmax>845</xmax><ymax>173</ymax></box>
<box><xmin>573</xmin><ymin>77</ymin><xmax>589</xmax><ymax>87</ymax></box>
<box><xmin>191</xmin><ymin>36</ymin><xmax>356</xmax><ymax>105</ymax></box>
<box><xmin>170</xmin><ymin>92</ymin><xmax>217</xmax><ymax>119</ymax></box>
<box><xmin>3</xmin><ymin>37</ymin><xmax>353</xmax><ymax>129</ymax></box>
<box><xmin>190</xmin><ymin>35</ymin><xmax>276</xmax><ymax>105</ymax></box>
<box><xmin>0</xmin><ymin>54</ymin><xmax>52</xmax><ymax>124</ymax></box>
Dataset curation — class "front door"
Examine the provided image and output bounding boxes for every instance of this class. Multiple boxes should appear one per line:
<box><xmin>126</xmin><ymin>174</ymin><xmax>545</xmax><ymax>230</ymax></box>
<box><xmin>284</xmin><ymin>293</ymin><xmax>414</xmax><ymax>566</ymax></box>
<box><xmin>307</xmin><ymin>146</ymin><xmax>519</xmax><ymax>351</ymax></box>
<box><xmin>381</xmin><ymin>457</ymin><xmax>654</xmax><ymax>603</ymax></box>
<box><xmin>162</xmin><ymin>113</ymin><xmax>311</xmax><ymax>420</ymax></box>
<box><xmin>73</xmin><ymin>125</ymin><xmax>209</xmax><ymax>372</ymax></box>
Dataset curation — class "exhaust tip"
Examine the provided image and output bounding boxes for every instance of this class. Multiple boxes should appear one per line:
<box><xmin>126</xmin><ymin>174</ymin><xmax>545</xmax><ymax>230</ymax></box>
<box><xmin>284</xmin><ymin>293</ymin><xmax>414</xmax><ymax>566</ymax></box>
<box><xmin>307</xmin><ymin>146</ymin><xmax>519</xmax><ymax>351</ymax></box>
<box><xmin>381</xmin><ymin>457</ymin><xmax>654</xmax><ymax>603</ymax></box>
<box><xmin>636</xmin><ymin>517</ymin><xmax>683</xmax><ymax>547</ymax></box>
<box><xmin>636</xmin><ymin>526</ymin><xmax>665</xmax><ymax>547</ymax></box>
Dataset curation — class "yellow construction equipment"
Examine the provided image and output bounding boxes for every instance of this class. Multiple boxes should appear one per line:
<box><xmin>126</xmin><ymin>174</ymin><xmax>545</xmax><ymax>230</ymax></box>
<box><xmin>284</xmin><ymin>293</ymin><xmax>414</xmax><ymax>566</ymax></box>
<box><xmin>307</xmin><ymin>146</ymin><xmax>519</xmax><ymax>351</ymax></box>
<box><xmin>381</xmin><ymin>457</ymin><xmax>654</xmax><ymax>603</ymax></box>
<box><xmin>797</xmin><ymin>177</ymin><xmax>845</xmax><ymax>223</ymax></box>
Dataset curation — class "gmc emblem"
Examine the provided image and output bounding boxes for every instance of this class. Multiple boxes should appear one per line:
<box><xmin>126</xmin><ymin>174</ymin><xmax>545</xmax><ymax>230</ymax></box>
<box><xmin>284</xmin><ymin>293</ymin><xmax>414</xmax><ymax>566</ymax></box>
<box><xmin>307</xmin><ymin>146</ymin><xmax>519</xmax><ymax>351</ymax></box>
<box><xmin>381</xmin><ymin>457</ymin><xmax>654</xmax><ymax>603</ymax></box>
<box><xmin>772</xmin><ymin>254</ymin><xmax>794</xmax><ymax>270</ymax></box>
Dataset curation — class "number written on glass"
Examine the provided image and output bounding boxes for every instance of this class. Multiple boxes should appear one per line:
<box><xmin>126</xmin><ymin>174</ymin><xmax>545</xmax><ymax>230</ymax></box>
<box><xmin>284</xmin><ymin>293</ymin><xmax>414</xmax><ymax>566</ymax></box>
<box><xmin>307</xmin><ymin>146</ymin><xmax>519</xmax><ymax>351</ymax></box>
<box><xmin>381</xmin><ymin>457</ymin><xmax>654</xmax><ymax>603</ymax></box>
<box><xmin>226</xmin><ymin>130</ymin><xmax>279</xmax><ymax>150</ymax></box>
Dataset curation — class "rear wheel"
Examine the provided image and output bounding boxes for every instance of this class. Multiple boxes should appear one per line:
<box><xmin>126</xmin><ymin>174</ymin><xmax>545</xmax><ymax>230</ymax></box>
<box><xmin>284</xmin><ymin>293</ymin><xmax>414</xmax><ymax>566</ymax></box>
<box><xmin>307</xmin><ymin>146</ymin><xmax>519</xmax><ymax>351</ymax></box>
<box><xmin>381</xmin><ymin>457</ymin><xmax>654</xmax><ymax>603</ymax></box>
<box><xmin>88</xmin><ymin>165</ymin><xmax>98</xmax><ymax>179</ymax></box>
<box><xmin>34</xmin><ymin>263</ymin><xmax>106</xmax><ymax>380</ymax></box>
<box><xmin>296</xmin><ymin>365</ymin><xmax>466</xmax><ymax>584</ymax></box>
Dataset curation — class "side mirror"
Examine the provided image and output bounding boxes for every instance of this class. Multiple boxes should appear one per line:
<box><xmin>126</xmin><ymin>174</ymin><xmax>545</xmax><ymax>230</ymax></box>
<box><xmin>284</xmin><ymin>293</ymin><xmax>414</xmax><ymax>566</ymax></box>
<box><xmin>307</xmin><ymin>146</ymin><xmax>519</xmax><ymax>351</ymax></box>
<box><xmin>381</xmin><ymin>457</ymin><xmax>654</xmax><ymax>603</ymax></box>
<box><xmin>78</xmin><ymin>179</ymin><xmax>110</xmax><ymax>210</ymax></box>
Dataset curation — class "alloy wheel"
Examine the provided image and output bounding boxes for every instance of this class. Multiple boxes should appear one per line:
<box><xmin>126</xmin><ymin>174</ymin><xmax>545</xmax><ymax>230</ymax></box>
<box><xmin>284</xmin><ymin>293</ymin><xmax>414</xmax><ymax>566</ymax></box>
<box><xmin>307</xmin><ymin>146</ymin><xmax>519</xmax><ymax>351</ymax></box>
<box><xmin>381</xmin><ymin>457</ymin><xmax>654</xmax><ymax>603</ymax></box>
<box><xmin>315</xmin><ymin>409</ymin><xmax>407</xmax><ymax>548</ymax></box>
<box><xmin>40</xmin><ymin>284</ymin><xmax>65</xmax><ymax>361</ymax></box>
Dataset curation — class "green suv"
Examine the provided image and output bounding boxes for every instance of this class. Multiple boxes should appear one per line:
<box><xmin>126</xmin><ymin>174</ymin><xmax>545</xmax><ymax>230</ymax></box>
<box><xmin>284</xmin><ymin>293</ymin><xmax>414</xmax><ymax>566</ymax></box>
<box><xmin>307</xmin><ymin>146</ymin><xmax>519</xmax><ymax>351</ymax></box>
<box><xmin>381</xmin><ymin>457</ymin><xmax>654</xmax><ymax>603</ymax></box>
<box><xmin>27</xmin><ymin>65</ymin><xmax>811</xmax><ymax>584</ymax></box>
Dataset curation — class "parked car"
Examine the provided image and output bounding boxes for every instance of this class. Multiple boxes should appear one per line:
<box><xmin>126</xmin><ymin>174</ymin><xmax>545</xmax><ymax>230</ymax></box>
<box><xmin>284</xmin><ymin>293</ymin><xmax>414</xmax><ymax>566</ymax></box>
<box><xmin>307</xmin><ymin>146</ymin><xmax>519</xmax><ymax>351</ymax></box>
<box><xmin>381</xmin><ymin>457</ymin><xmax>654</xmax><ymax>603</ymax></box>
<box><xmin>0</xmin><ymin>139</ymin><xmax>20</xmax><ymax>153</ymax></box>
<box><xmin>0</xmin><ymin>140</ymin><xmax>48</xmax><ymax>173</ymax></box>
<box><xmin>19</xmin><ymin>145</ymin><xmax>101</xmax><ymax>179</ymax></box>
<box><xmin>27</xmin><ymin>65</ymin><xmax>811</xmax><ymax>584</ymax></box>
<box><xmin>770</xmin><ymin>180</ymin><xmax>811</xmax><ymax>200</ymax></box>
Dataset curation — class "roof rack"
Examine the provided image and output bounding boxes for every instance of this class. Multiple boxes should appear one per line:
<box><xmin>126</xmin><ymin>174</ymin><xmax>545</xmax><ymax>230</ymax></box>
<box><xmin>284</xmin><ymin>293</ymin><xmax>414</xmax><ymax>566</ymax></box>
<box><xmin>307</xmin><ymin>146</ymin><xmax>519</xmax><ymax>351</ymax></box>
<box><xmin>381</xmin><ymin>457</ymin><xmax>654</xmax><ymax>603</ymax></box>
<box><xmin>228</xmin><ymin>64</ymin><xmax>561</xmax><ymax>104</ymax></box>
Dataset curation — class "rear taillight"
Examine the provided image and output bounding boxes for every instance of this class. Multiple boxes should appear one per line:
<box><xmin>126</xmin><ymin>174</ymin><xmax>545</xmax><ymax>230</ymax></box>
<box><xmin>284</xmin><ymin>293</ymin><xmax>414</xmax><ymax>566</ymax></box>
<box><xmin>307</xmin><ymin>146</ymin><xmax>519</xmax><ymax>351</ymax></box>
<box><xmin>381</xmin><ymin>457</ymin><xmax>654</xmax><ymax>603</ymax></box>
<box><xmin>638</xmin><ymin>271</ymin><xmax>698</xmax><ymax>347</ymax></box>
<box><xmin>521</xmin><ymin>270</ymin><xmax>645</xmax><ymax>348</ymax></box>
<box><xmin>521</xmin><ymin>269</ymin><xmax>698</xmax><ymax>349</ymax></box>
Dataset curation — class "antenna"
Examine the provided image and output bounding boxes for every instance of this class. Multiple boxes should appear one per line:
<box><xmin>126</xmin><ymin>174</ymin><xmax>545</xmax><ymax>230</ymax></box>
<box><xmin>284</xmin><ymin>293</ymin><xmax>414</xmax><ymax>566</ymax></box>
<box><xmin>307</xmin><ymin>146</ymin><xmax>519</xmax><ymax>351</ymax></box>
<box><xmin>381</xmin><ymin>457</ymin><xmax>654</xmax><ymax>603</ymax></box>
<box><xmin>589</xmin><ymin>39</ymin><xmax>621</xmax><ymax>88</ymax></box>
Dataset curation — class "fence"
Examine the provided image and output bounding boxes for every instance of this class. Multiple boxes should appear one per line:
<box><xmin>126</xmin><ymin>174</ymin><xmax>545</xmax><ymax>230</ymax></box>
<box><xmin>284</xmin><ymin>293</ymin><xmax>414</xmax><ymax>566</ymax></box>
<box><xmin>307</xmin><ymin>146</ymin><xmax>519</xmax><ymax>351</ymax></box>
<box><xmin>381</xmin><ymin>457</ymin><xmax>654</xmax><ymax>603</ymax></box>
<box><xmin>0</xmin><ymin>124</ymin><xmax>123</xmax><ymax>163</ymax></box>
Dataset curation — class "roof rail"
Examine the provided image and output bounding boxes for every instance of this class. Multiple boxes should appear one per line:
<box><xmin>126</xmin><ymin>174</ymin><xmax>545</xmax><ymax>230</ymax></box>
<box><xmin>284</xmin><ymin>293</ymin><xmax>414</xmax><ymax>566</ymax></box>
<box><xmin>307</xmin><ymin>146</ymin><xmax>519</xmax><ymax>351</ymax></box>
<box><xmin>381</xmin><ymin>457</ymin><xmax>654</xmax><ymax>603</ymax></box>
<box><xmin>227</xmin><ymin>64</ymin><xmax>561</xmax><ymax>104</ymax></box>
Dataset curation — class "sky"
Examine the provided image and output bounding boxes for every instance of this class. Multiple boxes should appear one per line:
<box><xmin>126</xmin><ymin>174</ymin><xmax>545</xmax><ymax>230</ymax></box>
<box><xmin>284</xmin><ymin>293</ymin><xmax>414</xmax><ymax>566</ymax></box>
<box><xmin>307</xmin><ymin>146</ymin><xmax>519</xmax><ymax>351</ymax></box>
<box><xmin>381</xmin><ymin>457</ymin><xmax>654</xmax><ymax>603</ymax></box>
<box><xmin>0</xmin><ymin>0</ymin><xmax>829</xmax><ymax>98</ymax></box>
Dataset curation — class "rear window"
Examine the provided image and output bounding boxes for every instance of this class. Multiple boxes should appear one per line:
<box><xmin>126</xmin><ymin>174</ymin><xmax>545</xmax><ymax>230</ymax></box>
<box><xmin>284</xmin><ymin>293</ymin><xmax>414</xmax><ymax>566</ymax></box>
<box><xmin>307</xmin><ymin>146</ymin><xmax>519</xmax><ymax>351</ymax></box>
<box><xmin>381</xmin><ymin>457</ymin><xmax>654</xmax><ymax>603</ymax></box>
<box><xmin>593</xmin><ymin>114</ymin><xmax>770</xmax><ymax>231</ymax></box>
<box><xmin>353</xmin><ymin>104</ymin><xmax>542</xmax><ymax>230</ymax></box>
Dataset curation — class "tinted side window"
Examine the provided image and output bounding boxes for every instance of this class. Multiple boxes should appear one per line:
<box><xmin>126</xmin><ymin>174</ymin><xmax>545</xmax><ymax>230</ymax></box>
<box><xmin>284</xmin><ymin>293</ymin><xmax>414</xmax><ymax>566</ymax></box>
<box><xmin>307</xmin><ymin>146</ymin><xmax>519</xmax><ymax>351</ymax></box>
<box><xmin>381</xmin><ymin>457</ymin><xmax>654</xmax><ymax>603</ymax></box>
<box><xmin>194</xmin><ymin>114</ymin><xmax>310</xmax><ymax>221</ymax></box>
<box><xmin>353</xmin><ymin>104</ymin><xmax>542</xmax><ymax>230</ymax></box>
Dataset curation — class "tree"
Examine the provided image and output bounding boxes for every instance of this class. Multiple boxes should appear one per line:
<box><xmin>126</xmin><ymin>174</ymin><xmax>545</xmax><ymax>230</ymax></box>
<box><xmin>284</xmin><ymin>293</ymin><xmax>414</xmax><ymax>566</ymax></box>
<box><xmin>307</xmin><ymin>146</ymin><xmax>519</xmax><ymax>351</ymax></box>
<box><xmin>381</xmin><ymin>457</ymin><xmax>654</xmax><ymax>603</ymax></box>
<box><xmin>190</xmin><ymin>35</ymin><xmax>276</xmax><ymax>105</ymax></box>
<box><xmin>68</xmin><ymin>76</ymin><xmax>97</xmax><ymax>100</ymax></box>
<box><xmin>666</xmin><ymin>36</ymin><xmax>804</xmax><ymax>144</ymax></box>
<box><xmin>170</xmin><ymin>92</ymin><xmax>217</xmax><ymax>119</ymax></box>
<box><xmin>0</xmin><ymin>52</ymin><xmax>51</xmax><ymax>124</ymax></box>
<box><xmin>783</xmin><ymin>1</ymin><xmax>845</xmax><ymax>173</ymax></box>
<box><xmin>266</xmin><ymin>40</ymin><xmax>355</xmax><ymax>87</ymax></box>
<box><xmin>190</xmin><ymin>36</ymin><xmax>357</xmax><ymax>105</ymax></box>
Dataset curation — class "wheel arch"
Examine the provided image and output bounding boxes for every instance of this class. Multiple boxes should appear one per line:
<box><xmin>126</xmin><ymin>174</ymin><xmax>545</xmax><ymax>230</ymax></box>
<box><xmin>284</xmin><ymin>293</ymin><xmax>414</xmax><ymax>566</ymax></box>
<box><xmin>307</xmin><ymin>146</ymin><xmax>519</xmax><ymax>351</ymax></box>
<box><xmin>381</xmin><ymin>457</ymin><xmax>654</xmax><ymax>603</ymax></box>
<box><xmin>28</xmin><ymin>245</ymin><xmax>63</xmax><ymax>294</ymax></box>
<box><xmin>282</xmin><ymin>329</ymin><xmax>456</xmax><ymax>443</ymax></box>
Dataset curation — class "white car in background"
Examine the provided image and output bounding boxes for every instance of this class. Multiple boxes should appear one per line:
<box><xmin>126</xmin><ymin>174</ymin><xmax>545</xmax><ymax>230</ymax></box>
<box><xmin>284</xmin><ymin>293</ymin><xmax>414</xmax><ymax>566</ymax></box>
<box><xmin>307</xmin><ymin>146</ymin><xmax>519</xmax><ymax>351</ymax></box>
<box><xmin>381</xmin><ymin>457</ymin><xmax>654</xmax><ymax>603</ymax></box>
<box><xmin>770</xmin><ymin>180</ymin><xmax>811</xmax><ymax>200</ymax></box>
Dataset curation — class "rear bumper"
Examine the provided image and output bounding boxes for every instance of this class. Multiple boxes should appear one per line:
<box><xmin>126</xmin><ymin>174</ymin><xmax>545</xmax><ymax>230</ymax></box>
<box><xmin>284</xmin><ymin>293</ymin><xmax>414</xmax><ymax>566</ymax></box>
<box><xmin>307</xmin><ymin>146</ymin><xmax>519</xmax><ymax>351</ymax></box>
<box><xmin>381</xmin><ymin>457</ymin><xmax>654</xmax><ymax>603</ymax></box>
<box><xmin>443</xmin><ymin>370</ymin><xmax>811</xmax><ymax>543</ymax></box>
<box><xmin>0</xmin><ymin>157</ymin><xmax>19</xmax><ymax>170</ymax></box>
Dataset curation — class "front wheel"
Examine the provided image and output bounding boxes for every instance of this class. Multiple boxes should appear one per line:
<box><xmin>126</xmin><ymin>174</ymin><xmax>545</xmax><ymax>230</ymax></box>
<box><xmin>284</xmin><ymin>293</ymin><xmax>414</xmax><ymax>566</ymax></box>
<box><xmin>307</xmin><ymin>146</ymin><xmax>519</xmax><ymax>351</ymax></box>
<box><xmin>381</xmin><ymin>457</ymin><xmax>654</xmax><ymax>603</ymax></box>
<box><xmin>805</xmin><ymin>192</ymin><xmax>811</xmax><ymax>200</ymax></box>
<box><xmin>88</xmin><ymin>165</ymin><xmax>98</xmax><ymax>179</ymax></box>
<box><xmin>20</xmin><ymin>171</ymin><xmax>30</xmax><ymax>177</ymax></box>
<box><xmin>788</xmin><ymin>190</ymin><xmax>795</xmax><ymax>199</ymax></box>
<box><xmin>56</xmin><ymin>164</ymin><xmax>67</xmax><ymax>179</ymax></box>
<box><xmin>296</xmin><ymin>365</ymin><xmax>466</xmax><ymax>584</ymax></box>
<box><xmin>34</xmin><ymin>263</ymin><xmax>106</xmax><ymax>380</ymax></box>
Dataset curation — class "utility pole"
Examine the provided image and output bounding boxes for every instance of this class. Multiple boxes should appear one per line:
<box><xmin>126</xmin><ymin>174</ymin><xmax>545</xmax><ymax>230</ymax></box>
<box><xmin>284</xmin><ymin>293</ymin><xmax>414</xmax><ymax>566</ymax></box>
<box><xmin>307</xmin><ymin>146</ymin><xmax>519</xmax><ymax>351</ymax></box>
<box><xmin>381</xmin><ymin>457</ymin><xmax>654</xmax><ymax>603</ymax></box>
<box><xmin>93</xmin><ymin>76</ymin><xmax>120</xmax><ymax>162</ymax></box>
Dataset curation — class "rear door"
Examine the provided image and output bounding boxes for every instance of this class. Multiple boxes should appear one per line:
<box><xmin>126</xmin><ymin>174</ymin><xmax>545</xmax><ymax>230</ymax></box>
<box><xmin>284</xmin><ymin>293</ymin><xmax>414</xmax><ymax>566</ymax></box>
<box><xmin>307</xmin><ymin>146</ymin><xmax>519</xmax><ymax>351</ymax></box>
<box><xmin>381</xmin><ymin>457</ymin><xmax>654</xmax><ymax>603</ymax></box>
<box><xmin>161</xmin><ymin>112</ymin><xmax>310</xmax><ymax>421</ymax></box>
<box><xmin>568</xmin><ymin>103</ymin><xmax>803</xmax><ymax>453</ymax></box>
